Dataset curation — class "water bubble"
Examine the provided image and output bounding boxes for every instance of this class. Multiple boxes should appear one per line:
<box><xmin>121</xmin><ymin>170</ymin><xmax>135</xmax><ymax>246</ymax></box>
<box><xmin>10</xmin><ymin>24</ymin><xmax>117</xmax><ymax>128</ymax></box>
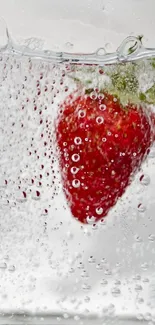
<box><xmin>135</xmin><ymin>235</ymin><xmax>143</xmax><ymax>243</ymax></box>
<box><xmin>32</xmin><ymin>190</ymin><xmax>41</xmax><ymax>200</ymax></box>
<box><xmin>81</xmin><ymin>270</ymin><xmax>89</xmax><ymax>278</ymax></box>
<box><xmin>72</xmin><ymin>154</ymin><xmax>80</xmax><ymax>162</ymax></box>
<box><xmin>63</xmin><ymin>313</ymin><xmax>69</xmax><ymax>319</ymax></box>
<box><xmin>78</xmin><ymin>110</ymin><xmax>86</xmax><ymax>118</ymax></box>
<box><xmin>102</xmin><ymin>137</ymin><xmax>107</xmax><ymax>142</ymax></box>
<box><xmin>90</xmin><ymin>91</ymin><xmax>98</xmax><ymax>100</ymax></box>
<box><xmin>137</xmin><ymin>203</ymin><xmax>146</xmax><ymax>213</ymax></box>
<box><xmin>67</xmin><ymin>231</ymin><xmax>74</xmax><ymax>240</ymax></box>
<box><xmin>71</xmin><ymin>166</ymin><xmax>79</xmax><ymax>174</ymax></box>
<box><xmin>84</xmin><ymin>296</ymin><xmax>90</xmax><ymax>303</ymax></box>
<box><xmin>74</xmin><ymin>315</ymin><xmax>80</xmax><ymax>321</ymax></box>
<box><xmin>96</xmin><ymin>116</ymin><xmax>104</xmax><ymax>125</ymax></box>
<box><xmin>137</xmin><ymin>297</ymin><xmax>144</xmax><ymax>304</ymax></box>
<box><xmin>99</xmin><ymin>104</ymin><xmax>106</xmax><ymax>111</ymax></box>
<box><xmin>0</xmin><ymin>262</ymin><xmax>7</xmax><ymax>269</ymax></box>
<box><xmin>141</xmin><ymin>262</ymin><xmax>148</xmax><ymax>271</ymax></box>
<box><xmin>114</xmin><ymin>279</ymin><xmax>121</xmax><ymax>286</ymax></box>
<box><xmin>74</xmin><ymin>137</ymin><xmax>82</xmax><ymax>145</ymax></box>
<box><xmin>135</xmin><ymin>284</ymin><xmax>143</xmax><ymax>293</ymax></box>
<box><xmin>111</xmin><ymin>287</ymin><xmax>121</xmax><ymax>297</ymax></box>
<box><xmin>96</xmin><ymin>264</ymin><xmax>103</xmax><ymax>271</ymax></box>
<box><xmin>133</xmin><ymin>274</ymin><xmax>141</xmax><ymax>281</ymax></box>
<box><xmin>82</xmin><ymin>283</ymin><xmax>91</xmax><ymax>291</ymax></box>
<box><xmin>77</xmin><ymin>262</ymin><xmax>84</xmax><ymax>269</ymax></box>
<box><xmin>96</xmin><ymin>48</ymin><xmax>106</xmax><ymax>56</ymax></box>
<box><xmin>104</xmin><ymin>269</ymin><xmax>112</xmax><ymax>276</ymax></box>
<box><xmin>72</xmin><ymin>179</ymin><xmax>80</xmax><ymax>188</ymax></box>
<box><xmin>139</xmin><ymin>174</ymin><xmax>150</xmax><ymax>186</ymax></box>
<box><xmin>148</xmin><ymin>234</ymin><xmax>155</xmax><ymax>242</ymax></box>
<box><xmin>100</xmin><ymin>279</ymin><xmax>108</xmax><ymax>286</ymax></box>
<box><xmin>96</xmin><ymin>207</ymin><xmax>103</xmax><ymax>215</ymax></box>
<box><xmin>86</xmin><ymin>216</ymin><xmax>96</xmax><ymax>225</ymax></box>
<box><xmin>143</xmin><ymin>277</ymin><xmax>149</xmax><ymax>283</ymax></box>
<box><xmin>88</xmin><ymin>256</ymin><xmax>96</xmax><ymax>264</ymax></box>
<box><xmin>144</xmin><ymin>313</ymin><xmax>151</xmax><ymax>321</ymax></box>
<box><xmin>8</xmin><ymin>265</ymin><xmax>16</xmax><ymax>272</ymax></box>
<box><xmin>92</xmin><ymin>223</ymin><xmax>98</xmax><ymax>230</ymax></box>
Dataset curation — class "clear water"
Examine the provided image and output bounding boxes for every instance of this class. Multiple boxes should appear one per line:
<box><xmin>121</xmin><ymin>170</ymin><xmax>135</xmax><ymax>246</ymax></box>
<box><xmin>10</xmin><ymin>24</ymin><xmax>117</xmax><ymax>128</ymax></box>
<box><xmin>0</xmin><ymin>24</ymin><xmax>155</xmax><ymax>324</ymax></box>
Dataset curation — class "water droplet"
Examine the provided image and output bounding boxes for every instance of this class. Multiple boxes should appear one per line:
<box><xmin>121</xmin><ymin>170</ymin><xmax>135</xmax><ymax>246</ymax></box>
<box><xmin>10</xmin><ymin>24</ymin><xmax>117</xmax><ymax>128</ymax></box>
<box><xmin>78</xmin><ymin>110</ymin><xmax>86</xmax><ymax>118</ymax></box>
<box><xmin>72</xmin><ymin>179</ymin><xmax>80</xmax><ymax>188</ymax></box>
<box><xmin>8</xmin><ymin>265</ymin><xmax>15</xmax><ymax>272</ymax></box>
<box><xmin>0</xmin><ymin>261</ymin><xmax>7</xmax><ymax>270</ymax></box>
<box><xmin>72</xmin><ymin>154</ymin><xmax>80</xmax><ymax>162</ymax></box>
<box><xmin>148</xmin><ymin>234</ymin><xmax>155</xmax><ymax>242</ymax></box>
<box><xmin>96</xmin><ymin>48</ymin><xmax>106</xmax><ymax>56</ymax></box>
<box><xmin>111</xmin><ymin>287</ymin><xmax>121</xmax><ymax>297</ymax></box>
<box><xmin>139</xmin><ymin>174</ymin><xmax>150</xmax><ymax>186</ymax></box>
<box><xmin>96</xmin><ymin>116</ymin><xmax>104</xmax><ymax>125</ymax></box>
<box><xmin>74</xmin><ymin>137</ymin><xmax>82</xmax><ymax>145</ymax></box>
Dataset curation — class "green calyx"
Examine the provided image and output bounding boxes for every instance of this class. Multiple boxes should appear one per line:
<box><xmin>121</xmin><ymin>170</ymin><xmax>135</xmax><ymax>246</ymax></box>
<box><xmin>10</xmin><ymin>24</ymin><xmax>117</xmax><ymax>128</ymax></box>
<box><xmin>69</xmin><ymin>51</ymin><xmax>155</xmax><ymax>106</ymax></box>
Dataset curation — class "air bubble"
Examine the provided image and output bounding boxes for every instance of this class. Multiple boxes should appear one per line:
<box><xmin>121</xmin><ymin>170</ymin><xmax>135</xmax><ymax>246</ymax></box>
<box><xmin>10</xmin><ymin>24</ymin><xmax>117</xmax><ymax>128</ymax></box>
<box><xmin>74</xmin><ymin>137</ymin><xmax>82</xmax><ymax>145</ymax></box>
<box><xmin>8</xmin><ymin>265</ymin><xmax>15</xmax><ymax>272</ymax></box>
<box><xmin>72</xmin><ymin>154</ymin><xmax>80</xmax><ymax>162</ymax></box>
<box><xmin>96</xmin><ymin>116</ymin><xmax>104</xmax><ymax>125</ymax></box>
<box><xmin>96</xmin><ymin>207</ymin><xmax>103</xmax><ymax>215</ymax></box>
<box><xmin>99</xmin><ymin>104</ymin><xmax>106</xmax><ymax>111</ymax></box>
<box><xmin>111</xmin><ymin>287</ymin><xmax>121</xmax><ymax>297</ymax></box>
<box><xmin>0</xmin><ymin>263</ymin><xmax>7</xmax><ymax>269</ymax></box>
<box><xmin>96</xmin><ymin>48</ymin><xmax>106</xmax><ymax>56</ymax></box>
<box><xmin>102</xmin><ymin>137</ymin><xmax>107</xmax><ymax>142</ymax></box>
<box><xmin>135</xmin><ymin>284</ymin><xmax>143</xmax><ymax>292</ymax></box>
<box><xmin>84</xmin><ymin>296</ymin><xmax>90</xmax><ymax>303</ymax></box>
<box><xmin>71</xmin><ymin>166</ymin><xmax>79</xmax><ymax>174</ymax></box>
<box><xmin>100</xmin><ymin>279</ymin><xmax>108</xmax><ymax>286</ymax></box>
<box><xmin>96</xmin><ymin>264</ymin><xmax>103</xmax><ymax>271</ymax></box>
<box><xmin>141</xmin><ymin>262</ymin><xmax>148</xmax><ymax>271</ymax></box>
<box><xmin>92</xmin><ymin>223</ymin><xmax>98</xmax><ymax>230</ymax></box>
<box><xmin>137</xmin><ymin>203</ymin><xmax>146</xmax><ymax>213</ymax></box>
<box><xmin>88</xmin><ymin>256</ymin><xmax>96</xmax><ymax>264</ymax></box>
<box><xmin>86</xmin><ymin>216</ymin><xmax>96</xmax><ymax>225</ymax></box>
<box><xmin>90</xmin><ymin>91</ymin><xmax>97</xmax><ymax>100</ymax></box>
<box><xmin>78</xmin><ymin>110</ymin><xmax>86</xmax><ymax>118</ymax></box>
<box><xmin>72</xmin><ymin>179</ymin><xmax>80</xmax><ymax>188</ymax></box>
<box><xmin>148</xmin><ymin>234</ymin><xmax>155</xmax><ymax>242</ymax></box>
<box><xmin>32</xmin><ymin>190</ymin><xmax>41</xmax><ymax>200</ymax></box>
<box><xmin>139</xmin><ymin>174</ymin><xmax>150</xmax><ymax>186</ymax></box>
<box><xmin>82</xmin><ymin>283</ymin><xmax>91</xmax><ymax>291</ymax></box>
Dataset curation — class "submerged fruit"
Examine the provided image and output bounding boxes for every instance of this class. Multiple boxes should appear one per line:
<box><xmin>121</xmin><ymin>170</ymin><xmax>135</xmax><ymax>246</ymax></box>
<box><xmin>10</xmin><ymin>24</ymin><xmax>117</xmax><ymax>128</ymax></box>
<box><xmin>56</xmin><ymin>91</ymin><xmax>154</xmax><ymax>224</ymax></box>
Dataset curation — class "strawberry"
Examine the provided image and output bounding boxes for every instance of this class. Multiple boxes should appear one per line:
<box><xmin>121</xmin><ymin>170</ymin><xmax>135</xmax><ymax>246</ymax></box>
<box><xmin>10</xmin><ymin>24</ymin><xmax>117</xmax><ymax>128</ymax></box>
<box><xmin>56</xmin><ymin>90</ymin><xmax>154</xmax><ymax>224</ymax></box>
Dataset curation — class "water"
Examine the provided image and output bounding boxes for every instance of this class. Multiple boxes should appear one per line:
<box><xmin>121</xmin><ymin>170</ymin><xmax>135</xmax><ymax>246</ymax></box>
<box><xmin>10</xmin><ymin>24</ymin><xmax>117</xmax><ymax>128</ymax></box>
<box><xmin>0</xmin><ymin>22</ymin><xmax>155</xmax><ymax>324</ymax></box>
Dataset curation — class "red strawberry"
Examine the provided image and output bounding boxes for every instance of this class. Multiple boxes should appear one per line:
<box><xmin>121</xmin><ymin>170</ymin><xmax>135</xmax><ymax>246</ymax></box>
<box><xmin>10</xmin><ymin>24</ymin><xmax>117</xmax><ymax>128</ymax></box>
<box><xmin>56</xmin><ymin>91</ymin><xmax>154</xmax><ymax>224</ymax></box>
